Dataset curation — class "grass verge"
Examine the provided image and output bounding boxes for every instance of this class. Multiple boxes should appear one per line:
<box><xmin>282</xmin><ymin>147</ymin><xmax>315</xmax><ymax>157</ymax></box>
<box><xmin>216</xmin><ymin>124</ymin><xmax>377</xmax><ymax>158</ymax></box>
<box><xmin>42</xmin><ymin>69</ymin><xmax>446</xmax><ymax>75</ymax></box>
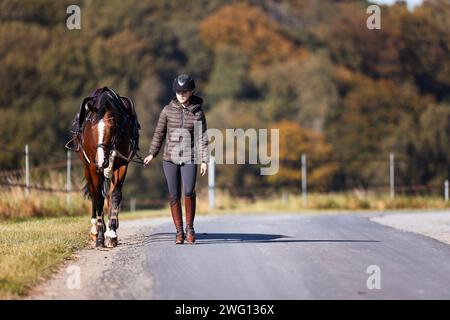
<box><xmin>120</xmin><ymin>192</ymin><xmax>450</xmax><ymax>220</ymax></box>
<box><xmin>0</xmin><ymin>216</ymin><xmax>87</xmax><ymax>299</ymax></box>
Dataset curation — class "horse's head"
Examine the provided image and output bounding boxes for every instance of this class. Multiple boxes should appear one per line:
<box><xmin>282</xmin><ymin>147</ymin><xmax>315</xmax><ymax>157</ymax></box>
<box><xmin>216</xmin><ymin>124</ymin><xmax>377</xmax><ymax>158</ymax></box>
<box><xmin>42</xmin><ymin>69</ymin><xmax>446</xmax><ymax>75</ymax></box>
<box><xmin>88</xmin><ymin>91</ymin><xmax>119</xmax><ymax>172</ymax></box>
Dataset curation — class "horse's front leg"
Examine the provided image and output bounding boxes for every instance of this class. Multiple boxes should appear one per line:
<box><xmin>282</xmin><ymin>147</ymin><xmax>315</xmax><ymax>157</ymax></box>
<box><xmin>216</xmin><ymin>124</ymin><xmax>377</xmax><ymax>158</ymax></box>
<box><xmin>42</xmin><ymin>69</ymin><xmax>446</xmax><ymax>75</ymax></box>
<box><xmin>84</xmin><ymin>164</ymin><xmax>105</xmax><ymax>246</ymax></box>
<box><xmin>89</xmin><ymin>166</ymin><xmax>106</xmax><ymax>248</ymax></box>
<box><xmin>84</xmin><ymin>166</ymin><xmax>98</xmax><ymax>243</ymax></box>
<box><xmin>105</xmin><ymin>164</ymin><xmax>127</xmax><ymax>248</ymax></box>
<box><xmin>90</xmin><ymin>198</ymin><xmax>97</xmax><ymax>242</ymax></box>
<box><xmin>95</xmin><ymin>192</ymin><xmax>106</xmax><ymax>248</ymax></box>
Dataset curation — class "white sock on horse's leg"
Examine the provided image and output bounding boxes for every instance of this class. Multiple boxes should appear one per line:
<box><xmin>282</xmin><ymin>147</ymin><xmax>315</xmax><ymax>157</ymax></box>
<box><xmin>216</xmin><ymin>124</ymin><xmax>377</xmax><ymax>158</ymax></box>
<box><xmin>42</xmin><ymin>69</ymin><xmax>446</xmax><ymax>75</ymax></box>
<box><xmin>90</xmin><ymin>218</ymin><xmax>97</xmax><ymax>235</ymax></box>
<box><xmin>105</xmin><ymin>218</ymin><xmax>118</xmax><ymax>239</ymax></box>
<box><xmin>105</xmin><ymin>228</ymin><xmax>117</xmax><ymax>238</ymax></box>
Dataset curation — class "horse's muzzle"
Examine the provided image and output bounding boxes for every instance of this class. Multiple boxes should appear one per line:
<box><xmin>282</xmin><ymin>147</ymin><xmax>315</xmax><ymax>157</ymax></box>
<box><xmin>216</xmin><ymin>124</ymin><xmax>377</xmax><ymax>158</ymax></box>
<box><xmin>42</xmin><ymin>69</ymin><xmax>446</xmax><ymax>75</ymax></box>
<box><xmin>95</xmin><ymin>158</ymin><xmax>109</xmax><ymax>172</ymax></box>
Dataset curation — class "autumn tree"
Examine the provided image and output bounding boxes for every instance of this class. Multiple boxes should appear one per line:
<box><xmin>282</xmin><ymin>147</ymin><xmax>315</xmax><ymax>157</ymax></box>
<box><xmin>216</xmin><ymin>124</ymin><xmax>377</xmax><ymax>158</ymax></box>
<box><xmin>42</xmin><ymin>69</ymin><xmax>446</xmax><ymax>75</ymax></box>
<box><xmin>199</xmin><ymin>2</ymin><xmax>305</xmax><ymax>69</ymax></box>
<box><xmin>267</xmin><ymin>120</ymin><xmax>337</xmax><ymax>191</ymax></box>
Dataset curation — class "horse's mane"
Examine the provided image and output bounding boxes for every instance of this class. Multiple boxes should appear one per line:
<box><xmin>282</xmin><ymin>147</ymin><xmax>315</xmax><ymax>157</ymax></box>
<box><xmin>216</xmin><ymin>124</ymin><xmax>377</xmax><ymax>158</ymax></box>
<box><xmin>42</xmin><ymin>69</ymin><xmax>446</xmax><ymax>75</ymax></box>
<box><xmin>92</xmin><ymin>88</ymin><xmax>125</xmax><ymax>123</ymax></box>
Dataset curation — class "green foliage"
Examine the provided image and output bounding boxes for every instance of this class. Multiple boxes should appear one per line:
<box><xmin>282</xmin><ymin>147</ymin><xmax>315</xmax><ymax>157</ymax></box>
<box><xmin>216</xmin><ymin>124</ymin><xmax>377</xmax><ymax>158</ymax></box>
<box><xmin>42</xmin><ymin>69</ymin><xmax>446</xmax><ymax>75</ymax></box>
<box><xmin>205</xmin><ymin>46</ymin><xmax>250</xmax><ymax>105</ymax></box>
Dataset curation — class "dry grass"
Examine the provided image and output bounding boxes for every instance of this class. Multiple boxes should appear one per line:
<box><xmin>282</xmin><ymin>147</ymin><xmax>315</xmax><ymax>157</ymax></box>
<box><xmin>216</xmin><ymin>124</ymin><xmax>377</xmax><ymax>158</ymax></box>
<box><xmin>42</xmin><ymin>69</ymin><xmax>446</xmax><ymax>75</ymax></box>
<box><xmin>0</xmin><ymin>172</ymin><xmax>91</xmax><ymax>298</ymax></box>
<box><xmin>196</xmin><ymin>189</ymin><xmax>450</xmax><ymax>213</ymax></box>
<box><xmin>0</xmin><ymin>172</ymin><xmax>89</xmax><ymax>219</ymax></box>
<box><xmin>121</xmin><ymin>190</ymin><xmax>450</xmax><ymax>219</ymax></box>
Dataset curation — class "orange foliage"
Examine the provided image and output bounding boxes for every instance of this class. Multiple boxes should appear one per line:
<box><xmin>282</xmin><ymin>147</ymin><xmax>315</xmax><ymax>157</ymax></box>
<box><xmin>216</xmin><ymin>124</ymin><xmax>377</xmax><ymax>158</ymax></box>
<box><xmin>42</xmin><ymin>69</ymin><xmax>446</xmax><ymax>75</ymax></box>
<box><xmin>267</xmin><ymin>120</ymin><xmax>337</xmax><ymax>188</ymax></box>
<box><xmin>199</xmin><ymin>3</ymin><xmax>306</xmax><ymax>68</ymax></box>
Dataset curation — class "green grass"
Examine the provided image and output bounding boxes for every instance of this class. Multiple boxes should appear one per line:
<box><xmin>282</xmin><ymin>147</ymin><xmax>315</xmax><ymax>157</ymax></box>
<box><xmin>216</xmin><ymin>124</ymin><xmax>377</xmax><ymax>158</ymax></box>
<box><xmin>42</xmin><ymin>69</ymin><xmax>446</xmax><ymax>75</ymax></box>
<box><xmin>0</xmin><ymin>216</ymin><xmax>88</xmax><ymax>299</ymax></box>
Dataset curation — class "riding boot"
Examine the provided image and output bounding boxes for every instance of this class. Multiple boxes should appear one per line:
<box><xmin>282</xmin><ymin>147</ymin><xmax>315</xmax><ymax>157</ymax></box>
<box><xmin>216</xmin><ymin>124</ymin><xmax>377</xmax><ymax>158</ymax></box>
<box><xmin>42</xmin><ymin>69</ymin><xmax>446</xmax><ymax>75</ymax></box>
<box><xmin>169</xmin><ymin>196</ymin><xmax>184</xmax><ymax>244</ymax></box>
<box><xmin>184</xmin><ymin>191</ymin><xmax>196</xmax><ymax>244</ymax></box>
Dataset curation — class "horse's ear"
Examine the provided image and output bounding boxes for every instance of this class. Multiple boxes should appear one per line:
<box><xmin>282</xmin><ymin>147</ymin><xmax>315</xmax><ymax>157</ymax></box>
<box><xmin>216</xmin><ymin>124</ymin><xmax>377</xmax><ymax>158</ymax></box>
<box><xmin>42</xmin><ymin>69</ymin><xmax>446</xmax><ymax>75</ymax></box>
<box><xmin>120</xmin><ymin>96</ymin><xmax>134</xmax><ymax>111</ymax></box>
<box><xmin>81</xmin><ymin>97</ymin><xmax>95</xmax><ymax>112</ymax></box>
<box><xmin>104</xmin><ymin>94</ymin><xmax>114</xmax><ymax>110</ymax></box>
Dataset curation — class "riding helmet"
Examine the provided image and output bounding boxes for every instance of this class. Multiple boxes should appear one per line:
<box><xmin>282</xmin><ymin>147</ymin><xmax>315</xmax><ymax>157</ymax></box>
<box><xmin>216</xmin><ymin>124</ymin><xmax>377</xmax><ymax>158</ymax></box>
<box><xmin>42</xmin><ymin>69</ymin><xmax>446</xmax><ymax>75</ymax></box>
<box><xmin>172</xmin><ymin>74</ymin><xmax>195</xmax><ymax>93</ymax></box>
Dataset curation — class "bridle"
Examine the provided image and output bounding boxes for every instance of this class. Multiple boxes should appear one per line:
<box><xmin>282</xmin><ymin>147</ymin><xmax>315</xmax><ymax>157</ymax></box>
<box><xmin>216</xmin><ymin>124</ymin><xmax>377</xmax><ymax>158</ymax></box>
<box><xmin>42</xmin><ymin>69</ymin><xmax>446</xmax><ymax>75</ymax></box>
<box><xmin>92</xmin><ymin>112</ymin><xmax>145</xmax><ymax>166</ymax></box>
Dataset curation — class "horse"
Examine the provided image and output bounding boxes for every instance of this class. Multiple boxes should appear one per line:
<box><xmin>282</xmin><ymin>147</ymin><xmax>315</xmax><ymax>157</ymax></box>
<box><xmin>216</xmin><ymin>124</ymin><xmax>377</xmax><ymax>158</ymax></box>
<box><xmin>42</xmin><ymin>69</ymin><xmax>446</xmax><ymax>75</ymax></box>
<box><xmin>68</xmin><ymin>87</ymin><xmax>140</xmax><ymax>248</ymax></box>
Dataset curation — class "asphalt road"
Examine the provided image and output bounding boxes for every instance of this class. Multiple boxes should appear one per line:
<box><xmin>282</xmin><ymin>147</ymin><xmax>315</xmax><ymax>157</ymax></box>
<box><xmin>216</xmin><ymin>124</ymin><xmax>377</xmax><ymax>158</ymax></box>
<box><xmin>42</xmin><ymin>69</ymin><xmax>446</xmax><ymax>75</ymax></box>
<box><xmin>32</xmin><ymin>212</ymin><xmax>450</xmax><ymax>300</ymax></box>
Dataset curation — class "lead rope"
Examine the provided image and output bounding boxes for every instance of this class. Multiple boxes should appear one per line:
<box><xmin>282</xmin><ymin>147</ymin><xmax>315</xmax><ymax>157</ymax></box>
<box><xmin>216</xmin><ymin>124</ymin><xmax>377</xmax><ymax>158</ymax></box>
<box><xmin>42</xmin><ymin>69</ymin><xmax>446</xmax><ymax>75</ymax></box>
<box><xmin>112</xmin><ymin>145</ymin><xmax>146</xmax><ymax>165</ymax></box>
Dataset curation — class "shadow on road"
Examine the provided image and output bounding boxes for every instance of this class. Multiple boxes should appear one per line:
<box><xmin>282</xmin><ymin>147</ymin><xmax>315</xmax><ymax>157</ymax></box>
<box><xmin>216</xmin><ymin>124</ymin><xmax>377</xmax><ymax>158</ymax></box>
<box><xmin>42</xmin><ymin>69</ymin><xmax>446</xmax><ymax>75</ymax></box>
<box><xmin>135</xmin><ymin>232</ymin><xmax>380</xmax><ymax>245</ymax></box>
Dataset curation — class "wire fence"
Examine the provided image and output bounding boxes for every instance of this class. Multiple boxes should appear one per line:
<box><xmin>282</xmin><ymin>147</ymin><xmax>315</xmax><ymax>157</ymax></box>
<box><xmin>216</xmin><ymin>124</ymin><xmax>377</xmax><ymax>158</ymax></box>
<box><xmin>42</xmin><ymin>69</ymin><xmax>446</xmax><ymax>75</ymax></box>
<box><xmin>0</xmin><ymin>144</ymin><xmax>168</xmax><ymax>210</ymax></box>
<box><xmin>0</xmin><ymin>181</ymin><xmax>82</xmax><ymax>193</ymax></box>
<box><xmin>1</xmin><ymin>146</ymin><xmax>449</xmax><ymax>210</ymax></box>
<box><xmin>0</xmin><ymin>146</ymin><xmax>69</xmax><ymax>161</ymax></box>
<box><xmin>0</xmin><ymin>159</ymin><xmax>84</xmax><ymax>177</ymax></box>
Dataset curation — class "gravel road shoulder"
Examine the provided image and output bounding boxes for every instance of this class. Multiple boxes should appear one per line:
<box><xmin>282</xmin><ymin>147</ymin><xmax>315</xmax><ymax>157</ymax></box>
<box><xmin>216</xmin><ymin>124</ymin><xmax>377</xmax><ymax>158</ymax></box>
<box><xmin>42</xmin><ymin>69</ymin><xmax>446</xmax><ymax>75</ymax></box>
<box><xmin>371</xmin><ymin>210</ymin><xmax>450</xmax><ymax>245</ymax></box>
<box><xmin>29</xmin><ymin>217</ymin><xmax>170</xmax><ymax>300</ymax></box>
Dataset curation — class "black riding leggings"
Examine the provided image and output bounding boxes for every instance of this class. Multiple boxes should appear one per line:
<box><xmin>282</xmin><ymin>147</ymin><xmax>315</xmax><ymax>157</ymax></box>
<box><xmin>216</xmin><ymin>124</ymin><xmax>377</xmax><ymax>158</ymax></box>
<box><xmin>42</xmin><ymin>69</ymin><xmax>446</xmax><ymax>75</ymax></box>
<box><xmin>162</xmin><ymin>160</ymin><xmax>197</xmax><ymax>200</ymax></box>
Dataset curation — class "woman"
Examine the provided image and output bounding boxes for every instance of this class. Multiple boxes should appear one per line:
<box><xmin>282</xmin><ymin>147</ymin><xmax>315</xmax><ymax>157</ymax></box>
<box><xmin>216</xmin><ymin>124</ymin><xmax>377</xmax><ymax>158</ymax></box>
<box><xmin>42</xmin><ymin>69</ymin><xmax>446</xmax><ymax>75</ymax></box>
<box><xmin>144</xmin><ymin>74</ymin><xmax>209</xmax><ymax>244</ymax></box>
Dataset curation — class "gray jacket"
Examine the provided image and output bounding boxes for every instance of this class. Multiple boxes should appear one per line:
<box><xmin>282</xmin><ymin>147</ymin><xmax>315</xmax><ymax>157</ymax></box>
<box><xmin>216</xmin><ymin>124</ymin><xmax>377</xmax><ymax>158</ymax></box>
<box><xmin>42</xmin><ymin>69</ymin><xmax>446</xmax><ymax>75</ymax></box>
<box><xmin>148</xmin><ymin>95</ymin><xmax>209</xmax><ymax>164</ymax></box>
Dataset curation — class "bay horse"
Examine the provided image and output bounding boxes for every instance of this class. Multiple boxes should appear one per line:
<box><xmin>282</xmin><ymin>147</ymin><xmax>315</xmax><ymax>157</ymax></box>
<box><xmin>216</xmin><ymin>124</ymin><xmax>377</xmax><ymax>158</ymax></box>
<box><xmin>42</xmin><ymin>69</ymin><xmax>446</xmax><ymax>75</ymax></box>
<box><xmin>69</xmin><ymin>87</ymin><xmax>140</xmax><ymax>248</ymax></box>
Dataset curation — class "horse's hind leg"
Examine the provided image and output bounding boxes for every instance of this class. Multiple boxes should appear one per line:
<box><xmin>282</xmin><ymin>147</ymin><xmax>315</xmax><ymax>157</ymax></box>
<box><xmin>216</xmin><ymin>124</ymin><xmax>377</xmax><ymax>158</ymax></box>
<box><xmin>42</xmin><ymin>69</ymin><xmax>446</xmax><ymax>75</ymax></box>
<box><xmin>105</xmin><ymin>165</ymin><xmax>127</xmax><ymax>248</ymax></box>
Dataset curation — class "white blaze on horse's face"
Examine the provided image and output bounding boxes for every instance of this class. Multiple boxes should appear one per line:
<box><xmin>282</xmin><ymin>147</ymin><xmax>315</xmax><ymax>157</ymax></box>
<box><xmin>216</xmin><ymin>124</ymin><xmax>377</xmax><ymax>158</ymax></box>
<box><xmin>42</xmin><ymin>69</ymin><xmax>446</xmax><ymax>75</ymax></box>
<box><xmin>97</xmin><ymin>119</ymin><xmax>106</xmax><ymax>168</ymax></box>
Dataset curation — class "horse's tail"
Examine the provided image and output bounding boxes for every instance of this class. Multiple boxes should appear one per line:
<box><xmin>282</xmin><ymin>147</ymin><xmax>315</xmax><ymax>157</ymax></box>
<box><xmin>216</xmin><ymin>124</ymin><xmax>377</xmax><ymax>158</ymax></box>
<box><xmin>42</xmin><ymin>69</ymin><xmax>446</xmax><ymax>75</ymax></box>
<box><xmin>81</xmin><ymin>176</ymin><xmax>91</xmax><ymax>200</ymax></box>
<box><xmin>81</xmin><ymin>175</ymin><xmax>109</xmax><ymax>200</ymax></box>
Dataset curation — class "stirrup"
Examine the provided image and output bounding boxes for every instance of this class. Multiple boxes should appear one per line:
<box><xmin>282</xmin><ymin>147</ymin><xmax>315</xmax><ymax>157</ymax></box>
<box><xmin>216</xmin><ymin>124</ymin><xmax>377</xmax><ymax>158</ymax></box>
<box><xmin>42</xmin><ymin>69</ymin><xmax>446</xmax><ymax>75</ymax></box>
<box><xmin>65</xmin><ymin>136</ymin><xmax>80</xmax><ymax>151</ymax></box>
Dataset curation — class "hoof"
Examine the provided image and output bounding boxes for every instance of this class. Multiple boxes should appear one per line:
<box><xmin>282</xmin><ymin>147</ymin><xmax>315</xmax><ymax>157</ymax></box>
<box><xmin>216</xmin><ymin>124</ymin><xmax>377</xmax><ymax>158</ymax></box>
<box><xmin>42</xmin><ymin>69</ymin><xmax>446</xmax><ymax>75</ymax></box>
<box><xmin>95</xmin><ymin>241</ymin><xmax>105</xmax><ymax>249</ymax></box>
<box><xmin>95</xmin><ymin>239</ymin><xmax>105</xmax><ymax>249</ymax></box>
<box><xmin>96</xmin><ymin>236</ymin><xmax>105</xmax><ymax>248</ymax></box>
<box><xmin>105</xmin><ymin>236</ymin><xmax>118</xmax><ymax>248</ymax></box>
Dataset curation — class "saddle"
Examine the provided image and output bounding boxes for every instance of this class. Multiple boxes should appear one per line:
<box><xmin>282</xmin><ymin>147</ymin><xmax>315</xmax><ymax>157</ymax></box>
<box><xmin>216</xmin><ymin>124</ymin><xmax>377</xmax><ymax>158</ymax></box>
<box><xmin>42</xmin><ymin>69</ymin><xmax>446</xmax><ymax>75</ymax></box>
<box><xmin>69</xmin><ymin>87</ymin><xmax>141</xmax><ymax>152</ymax></box>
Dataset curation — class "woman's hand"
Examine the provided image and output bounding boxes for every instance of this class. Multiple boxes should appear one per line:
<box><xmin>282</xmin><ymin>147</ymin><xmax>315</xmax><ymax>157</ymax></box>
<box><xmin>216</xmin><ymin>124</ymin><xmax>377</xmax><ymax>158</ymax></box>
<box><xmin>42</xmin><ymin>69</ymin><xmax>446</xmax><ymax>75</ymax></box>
<box><xmin>200</xmin><ymin>162</ymin><xmax>207</xmax><ymax>176</ymax></box>
<box><xmin>143</xmin><ymin>154</ymin><xmax>153</xmax><ymax>166</ymax></box>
